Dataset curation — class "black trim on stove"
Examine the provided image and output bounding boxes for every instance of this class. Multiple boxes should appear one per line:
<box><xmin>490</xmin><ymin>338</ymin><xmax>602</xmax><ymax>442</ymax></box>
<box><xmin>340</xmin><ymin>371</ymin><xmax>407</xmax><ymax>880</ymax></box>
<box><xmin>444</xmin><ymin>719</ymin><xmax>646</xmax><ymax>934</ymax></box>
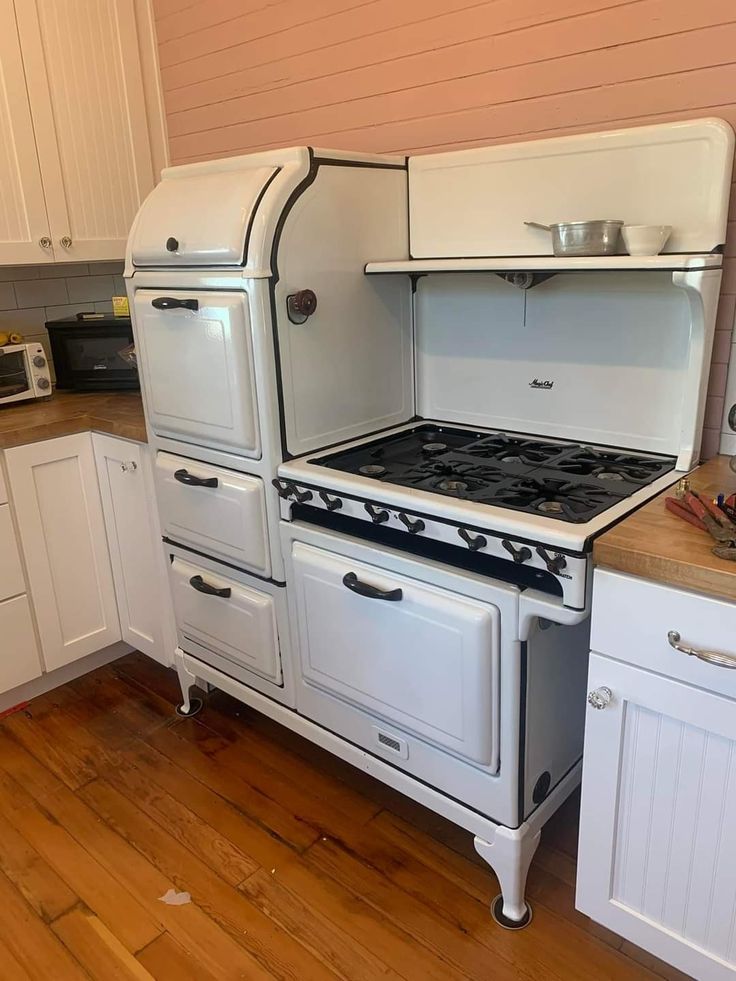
<box><xmin>242</xmin><ymin>167</ymin><xmax>281</xmax><ymax>265</ymax></box>
<box><xmin>518</xmin><ymin>640</ymin><xmax>528</xmax><ymax>824</ymax></box>
<box><xmin>164</xmin><ymin>537</ymin><xmax>286</xmax><ymax>587</ymax></box>
<box><xmin>266</xmin><ymin>150</ymin><xmax>409</xmax><ymax>462</ymax></box>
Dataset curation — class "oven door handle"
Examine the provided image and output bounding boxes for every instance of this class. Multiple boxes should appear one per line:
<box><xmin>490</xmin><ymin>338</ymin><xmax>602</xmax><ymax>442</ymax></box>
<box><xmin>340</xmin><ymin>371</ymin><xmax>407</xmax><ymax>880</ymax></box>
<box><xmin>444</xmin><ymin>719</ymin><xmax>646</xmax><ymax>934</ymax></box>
<box><xmin>189</xmin><ymin>575</ymin><xmax>231</xmax><ymax>599</ymax></box>
<box><xmin>342</xmin><ymin>572</ymin><xmax>402</xmax><ymax>602</ymax></box>
<box><xmin>174</xmin><ymin>468</ymin><xmax>218</xmax><ymax>488</ymax></box>
<box><xmin>151</xmin><ymin>296</ymin><xmax>199</xmax><ymax>311</ymax></box>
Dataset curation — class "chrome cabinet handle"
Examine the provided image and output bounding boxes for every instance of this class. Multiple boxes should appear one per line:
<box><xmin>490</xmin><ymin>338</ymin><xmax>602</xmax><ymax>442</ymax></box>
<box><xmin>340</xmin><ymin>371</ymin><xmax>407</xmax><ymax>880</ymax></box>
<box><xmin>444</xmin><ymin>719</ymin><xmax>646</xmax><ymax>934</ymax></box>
<box><xmin>120</xmin><ymin>461</ymin><xmax>137</xmax><ymax>473</ymax></box>
<box><xmin>587</xmin><ymin>686</ymin><xmax>612</xmax><ymax>710</ymax></box>
<box><xmin>60</xmin><ymin>236</ymin><xmax>72</xmax><ymax>248</ymax></box>
<box><xmin>39</xmin><ymin>236</ymin><xmax>52</xmax><ymax>249</ymax></box>
<box><xmin>667</xmin><ymin>630</ymin><xmax>736</xmax><ymax>669</ymax></box>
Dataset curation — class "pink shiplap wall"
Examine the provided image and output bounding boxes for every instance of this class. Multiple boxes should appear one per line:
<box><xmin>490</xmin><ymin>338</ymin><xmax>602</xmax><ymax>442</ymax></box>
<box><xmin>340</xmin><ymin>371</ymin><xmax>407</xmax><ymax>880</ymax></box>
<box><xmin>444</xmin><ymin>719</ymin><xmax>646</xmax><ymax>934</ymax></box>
<box><xmin>152</xmin><ymin>0</ymin><xmax>736</xmax><ymax>456</ymax></box>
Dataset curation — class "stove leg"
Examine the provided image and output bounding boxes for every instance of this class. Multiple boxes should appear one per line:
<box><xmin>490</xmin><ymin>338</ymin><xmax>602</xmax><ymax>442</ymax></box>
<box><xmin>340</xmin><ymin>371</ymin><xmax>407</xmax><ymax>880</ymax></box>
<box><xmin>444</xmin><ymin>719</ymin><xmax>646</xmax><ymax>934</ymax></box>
<box><xmin>474</xmin><ymin>825</ymin><xmax>540</xmax><ymax>929</ymax></box>
<box><xmin>174</xmin><ymin>648</ymin><xmax>205</xmax><ymax>718</ymax></box>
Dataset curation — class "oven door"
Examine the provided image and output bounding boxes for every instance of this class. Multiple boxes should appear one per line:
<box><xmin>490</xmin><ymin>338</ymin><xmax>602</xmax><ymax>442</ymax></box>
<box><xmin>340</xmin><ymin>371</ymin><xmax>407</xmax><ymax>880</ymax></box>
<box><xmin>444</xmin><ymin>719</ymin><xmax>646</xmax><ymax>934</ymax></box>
<box><xmin>133</xmin><ymin>290</ymin><xmax>260</xmax><ymax>458</ymax></box>
<box><xmin>290</xmin><ymin>538</ymin><xmax>501</xmax><ymax>769</ymax></box>
<box><xmin>0</xmin><ymin>346</ymin><xmax>33</xmax><ymax>403</ymax></box>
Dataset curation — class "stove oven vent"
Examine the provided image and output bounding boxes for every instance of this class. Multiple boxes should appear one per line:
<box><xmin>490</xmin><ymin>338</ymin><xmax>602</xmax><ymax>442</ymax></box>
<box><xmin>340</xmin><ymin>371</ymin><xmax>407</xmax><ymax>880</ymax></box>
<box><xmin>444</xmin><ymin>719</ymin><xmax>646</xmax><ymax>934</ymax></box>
<box><xmin>372</xmin><ymin>726</ymin><xmax>409</xmax><ymax>759</ymax></box>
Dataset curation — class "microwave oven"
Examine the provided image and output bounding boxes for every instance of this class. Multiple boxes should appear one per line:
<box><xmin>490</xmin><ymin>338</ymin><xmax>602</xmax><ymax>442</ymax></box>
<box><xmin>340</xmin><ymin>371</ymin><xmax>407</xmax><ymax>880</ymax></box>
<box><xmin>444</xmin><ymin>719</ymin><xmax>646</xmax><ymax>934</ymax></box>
<box><xmin>0</xmin><ymin>342</ymin><xmax>52</xmax><ymax>406</ymax></box>
<box><xmin>46</xmin><ymin>314</ymin><xmax>139</xmax><ymax>391</ymax></box>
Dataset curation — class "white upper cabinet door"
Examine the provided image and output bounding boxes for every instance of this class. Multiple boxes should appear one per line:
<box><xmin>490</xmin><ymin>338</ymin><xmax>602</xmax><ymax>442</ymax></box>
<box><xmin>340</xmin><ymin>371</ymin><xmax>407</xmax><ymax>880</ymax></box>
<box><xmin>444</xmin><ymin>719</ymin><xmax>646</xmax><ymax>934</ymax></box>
<box><xmin>0</xmin><ymin>0</ymin><xmax>53</xmax><ymax>264</ymax></box>
<box><xmin>15</xmin><ymin>0</ymin><xmax>155</xmax><ymax>262</ymax></box>
<box><xmin>4</xmin><ymin>433</ymin><xmax>121</xmax><ymax>671</ymax></box>
<box><xmin>93</xmin><ymin>434</ymin><xmax>168</xmax><ymax>664</ymax></box>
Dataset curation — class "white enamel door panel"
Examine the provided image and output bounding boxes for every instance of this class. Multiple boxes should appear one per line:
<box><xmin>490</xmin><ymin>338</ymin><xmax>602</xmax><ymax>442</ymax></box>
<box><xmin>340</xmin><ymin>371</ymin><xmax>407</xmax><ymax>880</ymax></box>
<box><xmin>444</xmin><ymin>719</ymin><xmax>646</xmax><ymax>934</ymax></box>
<box><xmin>0</xmin><ymin>505</ymin><xmax>24</xmax><ymax>601</ymax></box>
<box><xmin>4</xmin><ymin>433</ymin><xmax>120</xmax><ymax>670</ymax></box>
<box><xmin>578</xmin><ymin>654</ymin><xmax>736</xmax><ymax>981</ymax></box>
<box><xmin>0</xmin><ymin>0</ymin><xmax>53</xmax><ymax>264</ymax></box>
<box><xmin>134</xmin><ymin>290</ymin><xmax>260</xmax><ymax>458</ymax></box>
<box><xmin>154</xmin><ymin>452</ymin><xmax>269</xmax><ymax>576</ymax></box>
<box><xmin>0</xmin><ymin>595</ymin><xmax>42</xmax><ymax>694</ymax></box>
<box><xmin>592</xmin><ymin>570</ymin><xmax>736</xmax><ymax>701</ymax></box>
<box><xmin>130</xmin><ymin>166</ymin><xmax>277</xmax><ymax>266</ymax></box>
<box><xmin>92</xmin><ymin>435</ymin><xmax>163</xmax><ymax>662</ymax></box>
<box><xmin>291</xmin><ymin>542</ymin><xmax>499</xmax><ymax>767</ymax></box>
<box><xmin>15</xmin><ymin>0</ymin><xmax>155</xmax><ymax>261</ymax></box>
<box><xmin>170</xmin><ymin>555</ymin><xmax>281</xmax><ymax>685</ymax></box>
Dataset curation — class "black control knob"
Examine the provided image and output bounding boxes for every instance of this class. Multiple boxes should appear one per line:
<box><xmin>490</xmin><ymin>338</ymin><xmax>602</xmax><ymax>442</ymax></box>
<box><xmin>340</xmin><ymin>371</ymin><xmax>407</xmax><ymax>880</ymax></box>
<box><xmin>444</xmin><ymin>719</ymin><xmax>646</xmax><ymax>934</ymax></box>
<box><xmin>458</xmin><ymin>527</ymin><xmax>487</xmax><ymax>551</ymax></box>
<box><xmin>166</xmin><ymin>236</ymin><xmax>179</xmax><ymax>252</ymax></box>
<box><xmin>536</xmin><ymin>546</ymin><xmax>567</xmax><ymax>575</ymax></box>
<box><xmin>271</xmin><ymin>478</ymin><xmax>294</xmax><ymax>500</ymax></box>
<box><xmin>319</xmin><ymin>491</ymin><xmax>342</xmax><ymax>512</ymax></box>
<box><xmin>293</xmin><ymin>487</ymin><xmax>313</xmax><ymax>504</ymax></box>
<box><xmin>502</xmin><ymin>540</ymin><xmax>532</xmax><ymax>564</ymax></box>
<box><xmin>398</xmin><ymin>512</ymin><xmax>425</xmax><ymax>534</ymax></box>
<box><xmin>364</xmin><ymin>503</ymin><xmax>389</xmax><ymax>524</ymax></box>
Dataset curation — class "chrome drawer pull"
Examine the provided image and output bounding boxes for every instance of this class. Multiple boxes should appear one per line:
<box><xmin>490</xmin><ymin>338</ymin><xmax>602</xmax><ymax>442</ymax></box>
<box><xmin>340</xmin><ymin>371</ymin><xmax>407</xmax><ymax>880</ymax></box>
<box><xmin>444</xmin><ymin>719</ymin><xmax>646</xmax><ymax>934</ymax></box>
<box><xmin>667</xmin><ymin>630</ymin><xmax>736</xmax><ymax>669</ymax></box>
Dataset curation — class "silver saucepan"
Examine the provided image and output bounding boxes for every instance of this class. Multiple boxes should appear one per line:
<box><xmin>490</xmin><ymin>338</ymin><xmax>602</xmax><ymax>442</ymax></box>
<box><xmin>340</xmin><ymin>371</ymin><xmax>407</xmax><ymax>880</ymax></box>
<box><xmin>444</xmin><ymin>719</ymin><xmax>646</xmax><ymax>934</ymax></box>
<box><xmin>524</xmin><ymin>220</ymin><xmax>624</xmax><ymax>257</ymax></box>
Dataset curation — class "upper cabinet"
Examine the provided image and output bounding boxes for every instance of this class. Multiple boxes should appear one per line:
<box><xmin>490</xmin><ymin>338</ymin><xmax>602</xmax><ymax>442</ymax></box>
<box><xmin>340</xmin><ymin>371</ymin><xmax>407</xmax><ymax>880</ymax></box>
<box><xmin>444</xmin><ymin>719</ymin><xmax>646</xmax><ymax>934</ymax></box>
<box><xmin>0</xmin><ymin>0</ymin><xmax>165</xmax><ymax>265</ymax></box>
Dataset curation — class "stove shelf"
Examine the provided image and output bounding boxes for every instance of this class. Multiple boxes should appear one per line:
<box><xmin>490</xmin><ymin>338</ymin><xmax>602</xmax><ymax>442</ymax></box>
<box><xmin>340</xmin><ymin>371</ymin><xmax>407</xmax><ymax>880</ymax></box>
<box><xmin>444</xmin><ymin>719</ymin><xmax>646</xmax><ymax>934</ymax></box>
<box><xmin>364</xmin><ymin>254</ymin><xmax>722</xmax><ymax>275</ymax></box>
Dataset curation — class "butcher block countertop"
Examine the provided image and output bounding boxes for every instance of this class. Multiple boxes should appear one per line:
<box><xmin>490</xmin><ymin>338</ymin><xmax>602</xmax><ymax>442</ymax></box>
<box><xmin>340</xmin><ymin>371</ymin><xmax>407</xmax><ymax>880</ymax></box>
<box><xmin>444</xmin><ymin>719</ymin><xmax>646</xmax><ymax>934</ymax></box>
<box><xmin>594</xmin><ymin>454</ymin><xmax>736</xmax><ymax>602</ymax></box>
<box><xmin>0</xmin><ymin>391</ymin><xmax>147</xmax><ymax>449</ymax></box>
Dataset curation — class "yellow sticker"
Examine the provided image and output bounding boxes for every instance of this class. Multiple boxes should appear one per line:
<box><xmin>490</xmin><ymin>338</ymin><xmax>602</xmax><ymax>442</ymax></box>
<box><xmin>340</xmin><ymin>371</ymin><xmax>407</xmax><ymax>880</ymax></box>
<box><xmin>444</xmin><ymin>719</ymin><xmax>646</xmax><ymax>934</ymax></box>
<box><xmin>112</xmin><ymin>295</ymin><xmax>129</xmax><ymax>317</ymax></box>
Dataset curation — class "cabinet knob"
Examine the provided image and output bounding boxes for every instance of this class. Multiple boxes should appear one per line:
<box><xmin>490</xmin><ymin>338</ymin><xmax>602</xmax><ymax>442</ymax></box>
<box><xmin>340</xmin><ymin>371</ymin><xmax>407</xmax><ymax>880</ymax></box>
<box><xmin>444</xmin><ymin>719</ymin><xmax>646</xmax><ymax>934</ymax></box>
<box><xmin>120</xmin><ymin>461</ymin><xmax>138</xmax><ymax>473</ymax></box>
<box><xmin>587</xmin><ymin>686</ymin><xmax>613</xmax><ymax>710</ymax></box>
<box><xmin>39</xmin><ymin>236</ymin><xmax>52</xmax><ymax>249</ymax></box>
<box><xmin>60</xmin><ymin>236</ymin><xmax>73</xmax><ymax>249</ymax></box>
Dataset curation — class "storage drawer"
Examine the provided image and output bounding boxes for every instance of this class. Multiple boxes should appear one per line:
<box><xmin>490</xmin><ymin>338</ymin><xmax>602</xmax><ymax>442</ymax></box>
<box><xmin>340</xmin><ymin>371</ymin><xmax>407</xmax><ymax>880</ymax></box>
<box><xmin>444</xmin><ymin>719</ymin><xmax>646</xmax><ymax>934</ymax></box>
<box><xmin>0</xmin><ymin>505</ymin><xmax>25</xmax><ymax>601</ymax></box>
<box><xmin>291</xmin><ymin>541</ymin><xmax>500</xmax><ymax>767</ymax></box>
<box><xmin>155</xmin><ymin>452</ymin><xmax>269</xmax><ymax>577</ymax></box>
<box><xmin>170</xmin><ymin>555</ymin><xmax>282</xmax><ymax>685</ymax></box>
<box><xmin>592</xmin><ymin>569</ymin><xmax>736</xmax><ymax>700</ymax></box>
<box><xmin>0</xmin><ymin>595</ymin><xmax>42</xmax><ymax>693</ymax></box>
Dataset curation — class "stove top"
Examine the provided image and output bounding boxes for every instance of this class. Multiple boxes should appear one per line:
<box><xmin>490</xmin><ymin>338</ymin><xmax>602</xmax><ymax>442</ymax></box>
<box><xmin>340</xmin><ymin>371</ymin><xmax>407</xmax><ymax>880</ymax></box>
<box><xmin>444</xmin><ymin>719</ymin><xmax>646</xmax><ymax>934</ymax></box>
<box><xmin>311</xmin><ymin>425</ymin><xmax>676</xmax><ymax>524</ymax></box>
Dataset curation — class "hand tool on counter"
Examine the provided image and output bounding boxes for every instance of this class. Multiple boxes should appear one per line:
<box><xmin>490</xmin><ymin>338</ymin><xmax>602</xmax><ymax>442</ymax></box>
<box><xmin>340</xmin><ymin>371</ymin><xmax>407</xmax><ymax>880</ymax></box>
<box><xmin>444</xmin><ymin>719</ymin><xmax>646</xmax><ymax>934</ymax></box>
<box><xmin>665</xmin><ymin>489</ymin><xmax>736</xmax><ymax>561</ymax></box>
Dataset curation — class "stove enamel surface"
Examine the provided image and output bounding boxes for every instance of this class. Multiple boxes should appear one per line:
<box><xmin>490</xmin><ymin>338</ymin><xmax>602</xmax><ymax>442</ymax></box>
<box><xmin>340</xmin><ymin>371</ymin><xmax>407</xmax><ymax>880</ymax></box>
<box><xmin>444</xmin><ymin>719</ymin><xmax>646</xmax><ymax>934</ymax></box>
<box><xmin>310</xmin><ymin>424</ymin><xmax>675</xmax><ymax>524</ymax></box>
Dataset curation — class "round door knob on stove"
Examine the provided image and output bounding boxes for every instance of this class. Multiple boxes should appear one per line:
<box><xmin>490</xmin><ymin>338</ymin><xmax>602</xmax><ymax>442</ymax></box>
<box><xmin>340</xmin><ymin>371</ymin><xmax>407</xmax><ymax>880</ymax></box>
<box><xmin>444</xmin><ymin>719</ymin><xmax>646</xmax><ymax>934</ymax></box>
<box><xmin>286</xmin><ymin>289</ymin><xmax>318</xmax><ymax>324</ymax></box>
<box><xmin>36</xmin><ymin>377</ymin><xmax>50</xmax><ymax>390</ymax></box>
<box><xmin>587</xmin><ymin>687</ymin><xmax>613</xmax><ymax>710</ymax></box>
<box><xmin>166</xmin><ymin>236</ymin><xmax>179</xmax><ymax>253</ymax></box>
<box><xmin>32</xmin><ymin>354</ymin><xmax>46</xmax><ymax>368</ymax></box>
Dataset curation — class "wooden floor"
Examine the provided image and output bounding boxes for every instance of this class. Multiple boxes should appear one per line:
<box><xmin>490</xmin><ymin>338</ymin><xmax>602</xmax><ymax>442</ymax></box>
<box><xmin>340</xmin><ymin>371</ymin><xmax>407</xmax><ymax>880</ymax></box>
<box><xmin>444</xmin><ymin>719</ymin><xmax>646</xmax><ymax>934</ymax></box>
<box><xmin>0</xmin><ymin>653</ymin><xmax>690</xmax><ymax>981</ymax></box>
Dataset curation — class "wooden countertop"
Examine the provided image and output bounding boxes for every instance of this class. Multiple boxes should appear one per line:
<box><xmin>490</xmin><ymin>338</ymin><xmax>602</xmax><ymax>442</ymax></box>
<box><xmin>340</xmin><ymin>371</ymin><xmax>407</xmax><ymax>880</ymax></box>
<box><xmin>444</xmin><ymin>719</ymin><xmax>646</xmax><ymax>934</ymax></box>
<box><xmin>0</xmin><ymin>391</ymin><xmax>147</xmax><ymax>448</ymax></box>
<box><xmin>594</xmin><ymin>454</ymin><xmax>736</xmax><ymax>602</ymax></box>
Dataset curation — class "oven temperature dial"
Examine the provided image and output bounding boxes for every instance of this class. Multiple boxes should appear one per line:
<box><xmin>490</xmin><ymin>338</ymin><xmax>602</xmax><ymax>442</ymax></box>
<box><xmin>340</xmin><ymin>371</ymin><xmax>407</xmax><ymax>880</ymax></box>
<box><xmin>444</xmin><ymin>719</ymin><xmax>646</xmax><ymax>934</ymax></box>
<box><xmin>32</xmin><ymin>354</ymin><xmax>46</xmax><ymax>368</ymax></box>
<box><xmin>36</xmin><ymin>377</ymin><xmax>50</xmax><ymax>390</ymax></box>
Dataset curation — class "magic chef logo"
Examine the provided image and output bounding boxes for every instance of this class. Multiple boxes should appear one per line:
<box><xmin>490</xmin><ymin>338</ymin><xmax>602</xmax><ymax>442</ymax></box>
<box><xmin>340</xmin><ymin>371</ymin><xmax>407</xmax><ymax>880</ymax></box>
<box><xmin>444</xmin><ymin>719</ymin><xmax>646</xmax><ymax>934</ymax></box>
<box><xmin>529</xmin><ymin>378</ymin><xmax>554</xmax><ymax>390</ymax></box>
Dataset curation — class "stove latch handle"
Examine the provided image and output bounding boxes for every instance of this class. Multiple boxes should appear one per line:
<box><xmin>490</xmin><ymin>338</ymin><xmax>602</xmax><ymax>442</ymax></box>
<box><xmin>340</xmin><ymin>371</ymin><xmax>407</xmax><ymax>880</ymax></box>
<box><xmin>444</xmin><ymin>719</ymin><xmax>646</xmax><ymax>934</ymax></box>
<box><xmin>458</xmin><ymin>527</ymin><xmax>487</xmax><ymax>551</ymax></box>
<box><xmin>535</xmin><ymin>546</ymin><xmax>567</xmax><ymax>575</ymax></box>
<box><xmin>364</xmin><ymin>503</ymin><xmax>389</xmax><ymax>524</ymax></box>
<box><xmin>343</xmin><ymin>572</ymin><xmax>402</xmax><ymax>602</ymax></box>
<box><xmin>287</xmin><ymin>289</ymin><xmax>318</xmax><ymax>324</ymax></box>
<box><xmin>502</xmin><ymin>539</ymin><xmax>532</xmax><ymax>564</ymax></box>
<box><xmin>319</xmin><ymin>491</ymin><xmax>343</xmax><ymax>511</ymax></box>
<box><xmin>398</xmin><ymin>512</ymin><xmax>425</xmax><ymax>534</ymax></box>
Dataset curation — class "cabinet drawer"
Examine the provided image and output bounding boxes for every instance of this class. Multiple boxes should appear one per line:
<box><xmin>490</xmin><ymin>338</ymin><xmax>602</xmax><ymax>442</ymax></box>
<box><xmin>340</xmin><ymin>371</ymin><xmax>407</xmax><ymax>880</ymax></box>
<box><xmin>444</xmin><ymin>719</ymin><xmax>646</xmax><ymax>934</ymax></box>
<box><xmin>170</xmin><ymin>555</ymin><xmax>282</xmax><ymax>685</ymax></box>
<box><xmin>155</xmin><ymin>452</ymin><xmax>269</xmax><ymax>577</ymax></box>
<box><xmin>0</xmin><ymin>505</ymin><xmax>24</xmax><ymax>601</ymax></box>
<box><xmin>592</xmin><ymin>569</ymin><xmax>736</xmax><ymax>700</ymax></box>
<box><xmin>0</xmin><ymin>595</ymin><xmax>42</xmax><ymax>693</ymax></box>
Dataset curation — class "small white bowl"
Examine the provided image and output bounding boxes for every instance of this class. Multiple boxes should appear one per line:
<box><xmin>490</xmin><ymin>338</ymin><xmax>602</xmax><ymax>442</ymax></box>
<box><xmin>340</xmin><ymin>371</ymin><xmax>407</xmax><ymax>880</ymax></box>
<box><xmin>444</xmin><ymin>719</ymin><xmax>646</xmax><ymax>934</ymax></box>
<box><xmin>621</xmin><ymin>224</ymin><xmax>672</xmax><ymax>256</ymax></box>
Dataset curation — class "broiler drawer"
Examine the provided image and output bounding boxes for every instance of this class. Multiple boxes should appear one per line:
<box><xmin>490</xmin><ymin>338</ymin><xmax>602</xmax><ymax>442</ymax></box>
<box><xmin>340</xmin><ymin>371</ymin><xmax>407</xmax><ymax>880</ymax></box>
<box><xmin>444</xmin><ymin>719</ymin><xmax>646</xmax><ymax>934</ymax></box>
<box><xmin>170</xmin><ymin>555</ymin><xmax>282</xmax><ymax>685</ymax></box>
<box><xmin>155</xmin><ymin>452</ymin><xmax>269</xmax><ymax>577</ymax></box>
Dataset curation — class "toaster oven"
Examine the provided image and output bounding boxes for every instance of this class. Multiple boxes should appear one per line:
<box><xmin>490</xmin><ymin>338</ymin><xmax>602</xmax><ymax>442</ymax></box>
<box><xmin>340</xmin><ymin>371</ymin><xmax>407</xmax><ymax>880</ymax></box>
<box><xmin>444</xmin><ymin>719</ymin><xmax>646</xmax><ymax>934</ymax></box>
<box><xmin>0</xmin><ymin>342</ymin><xmax>52</xmax><ymax>405</ymax></box>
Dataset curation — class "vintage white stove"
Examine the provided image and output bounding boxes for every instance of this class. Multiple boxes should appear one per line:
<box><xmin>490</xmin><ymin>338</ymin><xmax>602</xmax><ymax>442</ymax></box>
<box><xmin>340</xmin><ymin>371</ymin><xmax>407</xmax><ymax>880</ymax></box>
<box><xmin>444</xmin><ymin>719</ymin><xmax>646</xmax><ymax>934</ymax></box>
<box><xmin>125</xmin><ymin>118</ymin><xmax>733</xmax><ymax>928</ymax></box>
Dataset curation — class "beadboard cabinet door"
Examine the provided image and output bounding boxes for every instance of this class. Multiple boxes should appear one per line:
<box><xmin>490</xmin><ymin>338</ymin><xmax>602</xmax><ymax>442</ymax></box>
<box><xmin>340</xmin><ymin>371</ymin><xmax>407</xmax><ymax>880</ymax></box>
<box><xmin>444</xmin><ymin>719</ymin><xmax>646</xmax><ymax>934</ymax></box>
<box><xmin>4</xmin><ymin>433</ymin><xmax>121</xmax><ymax>671</ymax></box>
<box><xmin>15</xmin><ymin>0</ymin><xmax>155</xmax><ymax>262</ymax></box>
<box><xmin>0</xmin><ymin>0</ymin><xmax>55</xmax><ymax>265</ymax></box>
<box><xmin>578</xmin><ymin>653</ymin><xmax>736</xmax><ymax>981</ymax></box>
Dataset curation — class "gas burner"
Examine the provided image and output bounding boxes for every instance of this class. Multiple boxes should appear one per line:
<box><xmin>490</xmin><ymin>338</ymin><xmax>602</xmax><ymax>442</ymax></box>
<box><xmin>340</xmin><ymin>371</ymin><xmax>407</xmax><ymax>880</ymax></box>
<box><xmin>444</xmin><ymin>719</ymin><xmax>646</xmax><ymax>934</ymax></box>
<box><xmin>437</xmin><ymin>478</ymin><xmax>468</xmax><ymax>493</ymax></box>
<box><xmin>492</xmin><ymin>477</ymin><xmax>623</xmax><ymax>523</ymax></box>
<box><xmin>422</xmin><ymin>442</ymin><xmax>448</xmax><ymax>455</ymax></box>
<box><xmin>537</xmin><ymin>500</ymin><xmax>564</xmax><ymax>514</ymax></box>
<box><xmin>464</xmin><ymin>435</ymin><xmax>564</xmax><ymax>467</ymax></box>
<box><xmin>595</xmin><ymin>470</ymin><xmax>625</xmax><ymax>482</ymax></box>
<box><xmin>561</xmin><ymin>448</ymin><xmax>670</xmax><ymax>484</ymax></box>
<box><xmin>359</xmin><ymin>464</ymin><xmax>387</xmax><ymax>477</ymax></box>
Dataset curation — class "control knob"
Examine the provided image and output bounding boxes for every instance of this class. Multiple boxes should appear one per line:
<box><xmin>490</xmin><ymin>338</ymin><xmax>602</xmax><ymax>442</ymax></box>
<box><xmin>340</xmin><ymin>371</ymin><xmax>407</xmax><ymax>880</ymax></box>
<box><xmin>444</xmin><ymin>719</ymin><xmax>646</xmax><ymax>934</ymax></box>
<box><xmin>32</xmin><ymin>354</ymin><xmax>46</xmax><ymax>368</ymax></box>
<box><xmin>36</xmin><ymin>377</ymin><xmax>50</xmax><ymax>390</ymax></box>
<box><xmin>502</xmin><ymin>539</ymin><xmax>532</xmax><ymax>564</ymax></box>
<box><xmin>536</xmin><ymin>546</ymin><xmax>567</xmax><ymax>575</ymax></box>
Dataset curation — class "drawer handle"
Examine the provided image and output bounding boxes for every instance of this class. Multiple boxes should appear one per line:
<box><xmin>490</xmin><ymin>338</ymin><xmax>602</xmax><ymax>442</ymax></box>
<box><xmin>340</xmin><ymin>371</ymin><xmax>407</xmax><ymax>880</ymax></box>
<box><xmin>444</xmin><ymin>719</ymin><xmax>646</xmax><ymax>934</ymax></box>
<box><xmin>342</xmin><ymin>572</ymin><xmax>402</xmax><ymax>602</ymax></box>
<box><xmin>174</xmin><ymin>468</ymin><xmax>218</xmax><ymax>488</ymax></box>
<box><xmin>667</xmin><ymin>630</ymin><xmax>736</xmax><ymax>669</ymax></box>
<box><xmin>189</xmin><ymin>575</ymin><xmax>231</xmax><ymax>599</ymax></box>
<box><xmin>151</xmin><ymin>296</ymin><xmax>199</xmax><ymax>311</ymax></box>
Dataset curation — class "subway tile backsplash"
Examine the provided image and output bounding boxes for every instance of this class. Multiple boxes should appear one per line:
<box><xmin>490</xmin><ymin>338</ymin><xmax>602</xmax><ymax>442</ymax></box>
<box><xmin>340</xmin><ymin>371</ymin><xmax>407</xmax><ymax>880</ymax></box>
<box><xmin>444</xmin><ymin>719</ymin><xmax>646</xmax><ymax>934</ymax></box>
<box><xmin>0</xmin><ymin>261</ymin><xmax>125</xmax><ymax>378</ymax></box>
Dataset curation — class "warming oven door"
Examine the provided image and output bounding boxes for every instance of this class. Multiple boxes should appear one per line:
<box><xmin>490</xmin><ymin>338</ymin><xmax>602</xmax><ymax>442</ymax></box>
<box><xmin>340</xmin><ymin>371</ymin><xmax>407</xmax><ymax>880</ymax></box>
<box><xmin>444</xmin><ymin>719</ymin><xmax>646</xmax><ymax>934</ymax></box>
<box><xmin>133</xmin><ymin>290</ymin><xmax>260</xmax><ymax>458</ymax></box>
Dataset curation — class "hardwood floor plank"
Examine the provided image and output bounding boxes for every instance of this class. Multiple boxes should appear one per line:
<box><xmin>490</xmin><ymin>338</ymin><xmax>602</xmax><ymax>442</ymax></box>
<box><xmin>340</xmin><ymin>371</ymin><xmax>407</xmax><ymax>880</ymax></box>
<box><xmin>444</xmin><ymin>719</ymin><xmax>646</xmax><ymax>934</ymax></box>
<box><xmin>113</xmin><ymin>652</ymin><xmax>183</xmax><ymax>706</ymax></box>
<box><xmin>136</xmin><ymin>932</ymin><xmax>218</xmax><ymax>981</ymax></box>
<box><xmin>0</xmin><ymin>870</ymin><xmax>89</xmax><ymax>980</ymax></box>
<box><xmin>52</xmin><ymin>906</ymin><xmax>156</xmax><ymax>980</ymax></box>
<box><xmin>79</xmin><ymin>777</ymin><xmax>340</xmax><ymax>980</ymax></box>
<box><xmin>0</xmin><ymin>935</ymin><xmax>35</xmax><ymax>980</ymax></box>
<box><xmin>0</xmin><ymin>711</ymin><xmax>96</xmax><ymax>790</ymax></box>
<box><xmin>241</xmin><ymin>867</ymin><xmax>403</xmax><ymax>981</ymax></box>
<box><xmin>0</xmin><ymin>811</ymin><xmax>78</xmax><ymax>922</ymax></box>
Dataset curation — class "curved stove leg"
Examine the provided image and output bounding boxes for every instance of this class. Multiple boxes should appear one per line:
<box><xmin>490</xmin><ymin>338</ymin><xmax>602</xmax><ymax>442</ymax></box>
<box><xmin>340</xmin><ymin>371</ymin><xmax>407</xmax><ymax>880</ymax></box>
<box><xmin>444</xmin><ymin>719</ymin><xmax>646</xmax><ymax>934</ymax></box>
<box><xmin>474</xmin><ymin>825</ymin><xmax>541</xmax><ymax>929</ymax></box>
<box><xmin>174</xmin><ymin>648</ymin><xmax>204</xmax><ymax>718</ymax></box>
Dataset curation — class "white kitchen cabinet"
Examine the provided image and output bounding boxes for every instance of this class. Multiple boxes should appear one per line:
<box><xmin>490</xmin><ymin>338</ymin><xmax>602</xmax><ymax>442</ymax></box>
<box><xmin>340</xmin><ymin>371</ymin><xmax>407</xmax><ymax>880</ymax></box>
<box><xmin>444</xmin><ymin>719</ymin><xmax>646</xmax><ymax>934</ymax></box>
<box><xmin>578</xmin><ymin>569</ymin><xmax>736</xmax><ymax>981</ymax></box>
<box><xmin>0</xmin><ymin>0</ymin><xmax>55</xmax><ymax>264</ymax></box>
<box><xmin>4</xmin><ymin>433</ymin><xmax>121</xmax><ymax>671</ymax></box>
<box><xmin>93</xmin><ymin>433</ymin><xmax>173</xmax><ymax>666</ymax></box>
<box><xmin>0</xmin><ymin>596</ymin><xmax>43</xmax><ymax>694</ymax></box>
